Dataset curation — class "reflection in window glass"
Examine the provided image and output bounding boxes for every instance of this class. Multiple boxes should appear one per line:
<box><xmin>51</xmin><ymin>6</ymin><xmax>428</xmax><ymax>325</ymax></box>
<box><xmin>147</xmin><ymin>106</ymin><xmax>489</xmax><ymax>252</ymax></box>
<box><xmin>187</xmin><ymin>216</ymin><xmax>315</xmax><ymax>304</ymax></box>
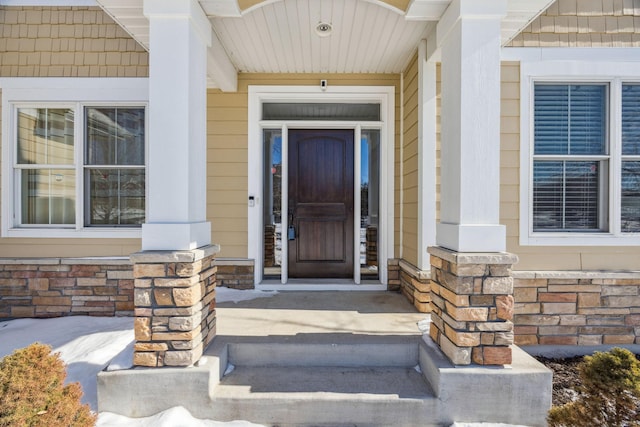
<box><xmin>84</xmin><ymin>107</ymin><xmax>145</xmax><ymax>226</ymax></box>
<box><xmin>361</xmin><ymin>130</ymin><xmax>380</xmax><ymax>280</ymax></box>
<box><xmin>263</xmin><ymin>129</ymin><xmax>282</xmax><ymax>279</ymax></box>
<box><xmin>622</xmin><ymin>161</ymin><xmax>640</xmax><ymax>232</ymax></box>
<box><xmin>18</xmin><ymin>108</ymin><xmax>75</xmax><ymax>165</ymax></box>
<box><xmin>21</xmin><ymin>169</ymin><xmax>75</xmax><ymax>225</ymax></box>
<box><xmin>17</xmin><ymin>108</ymin><xmax>75</xmax><ymax>225</ymax></box>
<box><xmin>86</xmin><ymin>169</ymin><xmax>145</xmax><ymax>225</ymax></box>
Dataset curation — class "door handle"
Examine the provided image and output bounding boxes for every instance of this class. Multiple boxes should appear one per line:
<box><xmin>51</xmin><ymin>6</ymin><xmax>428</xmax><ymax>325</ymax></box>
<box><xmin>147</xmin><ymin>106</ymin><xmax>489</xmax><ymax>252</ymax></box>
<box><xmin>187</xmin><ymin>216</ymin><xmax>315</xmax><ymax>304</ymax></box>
<box><xmin>288</xmin><ymin>200</ymin><xmax>296</xmax><ymax>240</ymax></box>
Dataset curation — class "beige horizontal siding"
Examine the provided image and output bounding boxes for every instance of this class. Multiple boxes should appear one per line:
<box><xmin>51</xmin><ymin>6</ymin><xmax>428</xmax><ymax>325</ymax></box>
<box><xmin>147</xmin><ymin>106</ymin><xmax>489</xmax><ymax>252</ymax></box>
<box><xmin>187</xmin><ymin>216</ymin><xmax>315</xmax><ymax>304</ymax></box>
<box><xmin>208</xmin><ymin>73</ymin><xmax>401</xmax><ymax>258</ymax></box>
<box><xmin>401</xmin><ymin>52</ymin><xmax>419</xmax><ymax>267</ymax></box>
<box><xmin>509</xmin><ymin>0</ymin><xmax>640</xmax><ymax>47</ymax></box>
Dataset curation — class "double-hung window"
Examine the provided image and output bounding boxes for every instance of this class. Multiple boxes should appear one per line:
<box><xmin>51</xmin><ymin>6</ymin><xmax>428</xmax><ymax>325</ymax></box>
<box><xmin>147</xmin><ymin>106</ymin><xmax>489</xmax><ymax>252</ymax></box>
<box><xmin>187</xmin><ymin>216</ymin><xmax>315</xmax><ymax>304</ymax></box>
<box><xmin>1</xmin><ymin>78</ymin><xmax>148</xmax><ymax>238</ymax></box>
<box><xmin>532</xmin><ymin>84</ymin><xmax>609</xmax><ymax>232</ymax></box>
<box><xmin>519</xmin><ymin>58</ymin><xmax>640</xmax><ymax>245</ymax></box>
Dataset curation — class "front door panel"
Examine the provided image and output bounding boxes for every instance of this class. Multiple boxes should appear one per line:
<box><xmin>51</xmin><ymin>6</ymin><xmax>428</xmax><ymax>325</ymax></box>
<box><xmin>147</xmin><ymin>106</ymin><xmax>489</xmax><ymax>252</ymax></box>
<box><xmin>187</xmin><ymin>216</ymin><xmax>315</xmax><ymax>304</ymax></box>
<box><xmin>288</xmin><ymin>130</ymin><xmax>354</xmax><ymax>278</ymax></box>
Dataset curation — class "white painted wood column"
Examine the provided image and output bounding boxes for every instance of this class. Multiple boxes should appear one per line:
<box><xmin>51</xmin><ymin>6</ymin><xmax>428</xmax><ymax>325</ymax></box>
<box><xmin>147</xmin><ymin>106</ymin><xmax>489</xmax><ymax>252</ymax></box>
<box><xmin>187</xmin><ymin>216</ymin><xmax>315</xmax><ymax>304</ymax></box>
<box><xmin>141</xmin><ymin>0</ymin><xmax>211</xmax><ymax>250</ymax></box>
<box><xmin>435</xmin><ymin>0</ymin><xmax>507</xmax><ymax>252</ymax></box>
<box><xmin>417</xmin><ymin>39</ymin><xmax>438</xmax><ymax>270</ymax></box>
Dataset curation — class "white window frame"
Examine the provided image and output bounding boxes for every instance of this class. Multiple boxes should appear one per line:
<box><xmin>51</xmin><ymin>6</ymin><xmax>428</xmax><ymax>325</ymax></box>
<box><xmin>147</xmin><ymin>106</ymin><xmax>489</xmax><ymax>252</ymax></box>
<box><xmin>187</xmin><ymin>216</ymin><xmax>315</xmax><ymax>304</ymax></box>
<box><xmin>1</xmin><ymin>78</ymin><xmax>149</xmax><ymax>238</ymax></box>
<box><xmin>509</xmin><ymin>49</ymin><xmax>640</xmax><ymax>246</ymax></box>
<box><xmin>247</xmin><ymin>85</ymin><xmax>395</xmax><ymax>288</ymax></box>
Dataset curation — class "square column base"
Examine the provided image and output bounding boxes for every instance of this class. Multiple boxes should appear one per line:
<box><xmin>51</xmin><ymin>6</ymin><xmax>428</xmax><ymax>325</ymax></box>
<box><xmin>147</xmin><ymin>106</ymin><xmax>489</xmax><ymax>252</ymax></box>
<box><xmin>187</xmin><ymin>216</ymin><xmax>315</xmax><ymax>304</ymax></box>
<box><xmin>428</xmin><ymin>246</ymin><xmax>517</xmax><ymax>365</ymax></box>
<box><xmin>436</xmin><ymin>223</ymin><xmax>506</xmax><ymax>253</ymax></box>
<box><xmin>131</xmin><ymin>244</ymin><xmax>220</xmax><ymax>367</ymax></box>
<box><xmin>142</xmin><ymin>222</ymin><xmax>211</xmax><ymax>251</ymax></box>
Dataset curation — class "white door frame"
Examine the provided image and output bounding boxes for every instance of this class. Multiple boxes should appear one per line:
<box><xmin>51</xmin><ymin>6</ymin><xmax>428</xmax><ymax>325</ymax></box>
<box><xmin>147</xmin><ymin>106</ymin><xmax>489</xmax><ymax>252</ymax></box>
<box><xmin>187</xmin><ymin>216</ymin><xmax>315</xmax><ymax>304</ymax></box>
<box><xmin>247</xmin><ymin>85</ymin><xmax>395</xmax><ymax>290</ymax></box>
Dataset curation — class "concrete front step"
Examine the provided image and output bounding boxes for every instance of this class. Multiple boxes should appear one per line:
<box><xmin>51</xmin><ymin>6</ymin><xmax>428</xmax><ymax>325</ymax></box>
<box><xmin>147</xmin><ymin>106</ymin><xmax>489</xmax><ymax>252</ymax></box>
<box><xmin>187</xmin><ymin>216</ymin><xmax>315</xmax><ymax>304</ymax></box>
<box><xmin>98</xmin><ymin>339</ymin><xmax>551</xmax><ymax>426</ymax></box>
<box><xmin>209</xmin><ymin>365</ymin><xmax>436</xmax><ymax>426</ymax></box>
<box><xmin>212</xmin><ymin>336</ymin><xmax>421</xmax><ymax>368</ymax></box>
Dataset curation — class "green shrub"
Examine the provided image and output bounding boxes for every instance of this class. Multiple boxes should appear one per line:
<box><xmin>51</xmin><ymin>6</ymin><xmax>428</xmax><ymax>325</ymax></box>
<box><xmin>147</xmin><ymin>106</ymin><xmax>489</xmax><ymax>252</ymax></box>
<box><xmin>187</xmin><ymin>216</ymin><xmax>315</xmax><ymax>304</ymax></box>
<box><xmin>548</xmin><ymin>347</ymin><xmax>640</xmax><ymax>427</ymax></box>
<box><xmin>0</xmin><ymin>343</ymin><xmax>96</xmax><ymax>427</ymax></box>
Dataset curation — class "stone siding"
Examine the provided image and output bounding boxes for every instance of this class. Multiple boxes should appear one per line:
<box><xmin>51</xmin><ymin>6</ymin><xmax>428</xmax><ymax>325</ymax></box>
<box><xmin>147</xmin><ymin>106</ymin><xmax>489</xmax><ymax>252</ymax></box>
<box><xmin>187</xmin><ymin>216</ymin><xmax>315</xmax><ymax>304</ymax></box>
<box><xmin>0</xmin><ymin>258</ymin><xmax>134</xmax><ymax>318</ymax></box>
<box><xmin>216</xmin><ymin>259</ymin><xmax>255</xmax><ymax>289</ymax></box>
<box><xmin>509</xmin><ymin>0</ymin><xmax>640</xmax><ymax>47</ymax></box>
<box><xmin>0</xmin><ymin>6</ymin><xmax>148</xmax><ymax>77</ymax></box>
<box><xmin>387</xmin><ymin>258</ymin><xmax>400</xmax><ymax>291</ymax></box>
<box><xmin>429</xmin><ymin>248</ymin><xmax>516</xmax><ymax>366</ymax></box>
<box><xmin>397</xmin><ymin>259</ymin><xmax>431</xmax><ymax>313</ymax></box>
<box><xmin>132</xmin><ymin>246</ymin><xmax>218</xmax><ymax>367</ymax></box>
<box><xmin>513</xmin><ymin>272</ymin><xmax>640</xmax><ymax>346</ymax></box>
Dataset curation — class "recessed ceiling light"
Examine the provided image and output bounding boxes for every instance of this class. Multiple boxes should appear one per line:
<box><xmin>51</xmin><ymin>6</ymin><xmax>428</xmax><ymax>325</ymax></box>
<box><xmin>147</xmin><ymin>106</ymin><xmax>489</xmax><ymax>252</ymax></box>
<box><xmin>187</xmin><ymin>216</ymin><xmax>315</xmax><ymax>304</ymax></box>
<box><xmin>315</xmin><ymin>22</ymin><xmax>332</xmax><ymax>37</ymax></box>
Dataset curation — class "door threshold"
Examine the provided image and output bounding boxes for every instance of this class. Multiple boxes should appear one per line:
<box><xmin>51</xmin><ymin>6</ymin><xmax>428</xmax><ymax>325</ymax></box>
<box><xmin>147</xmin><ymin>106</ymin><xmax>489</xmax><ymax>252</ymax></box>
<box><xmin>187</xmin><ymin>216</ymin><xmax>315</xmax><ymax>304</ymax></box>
<box><xmin>256</xmin><ymin>279</ymin><xmax>386</xmax><ymax>291</ymax></box>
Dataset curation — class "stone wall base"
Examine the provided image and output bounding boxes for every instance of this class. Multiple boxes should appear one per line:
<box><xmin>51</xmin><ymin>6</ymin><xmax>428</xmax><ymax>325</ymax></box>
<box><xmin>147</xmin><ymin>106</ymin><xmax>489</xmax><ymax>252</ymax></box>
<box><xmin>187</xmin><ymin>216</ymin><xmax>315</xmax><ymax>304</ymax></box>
<box><xmin>397</xmin><ymin>260</ymin><xmax>431</xmax><ymax>313</ymax></box>
<box><xmin>132</xmin><ymin>245</ymin><xmax>219</xmax><ymax>367</ymax></box>
<box><xmin>513</xmin><ymin>271</ymin><xmax>640</xmax><ymax>346</ymax></box>
<box><xmin>0</xmin><ymin>258</ymin><xmax>134</xmax><ymax>318</ymax></box>
<box><xmin>387</xmin><ymin>259</ymin><xmax>400</xmax><ymax>291</ymax></box>
<box><xmin>216</xmin><ymin>259</ymin><xmax>255</xmax><ymax>289</ymax></box>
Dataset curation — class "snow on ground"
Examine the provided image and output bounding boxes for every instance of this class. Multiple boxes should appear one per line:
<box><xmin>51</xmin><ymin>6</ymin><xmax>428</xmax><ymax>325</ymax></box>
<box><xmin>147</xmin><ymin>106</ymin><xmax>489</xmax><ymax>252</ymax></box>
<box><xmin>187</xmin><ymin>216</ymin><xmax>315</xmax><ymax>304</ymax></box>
<box><xmin>97</xmin><ymin>407</ymin><xmax>263</xmax><ymax>427</ymax></box>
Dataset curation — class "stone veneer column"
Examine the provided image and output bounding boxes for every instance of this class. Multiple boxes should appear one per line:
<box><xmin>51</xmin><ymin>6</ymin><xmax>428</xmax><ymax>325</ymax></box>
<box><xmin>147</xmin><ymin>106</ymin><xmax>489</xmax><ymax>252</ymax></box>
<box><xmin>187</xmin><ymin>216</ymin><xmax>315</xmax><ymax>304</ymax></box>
<box><xmin>428</xmin><ymin>246</ymin><xmax>517</xmax><ymax>366</ymax></box>
<box><xmin>131</xmin><ymin>245</ymin><xmax>219</xmax><ymax>367</ymax></box>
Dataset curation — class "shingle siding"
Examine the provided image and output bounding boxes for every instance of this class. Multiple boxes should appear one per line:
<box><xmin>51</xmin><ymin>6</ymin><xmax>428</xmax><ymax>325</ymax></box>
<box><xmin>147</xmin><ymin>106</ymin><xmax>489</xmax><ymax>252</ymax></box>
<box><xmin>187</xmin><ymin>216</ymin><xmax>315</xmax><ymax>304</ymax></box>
<box><xmin>509</xmin><ymin>0</ymin><xmax>640</xmax><ymax>47</ymax></box>
<box><xmin>0</xmin><ymin>7</ymin><xmax>148</xmax><ymax>77</ymax></box>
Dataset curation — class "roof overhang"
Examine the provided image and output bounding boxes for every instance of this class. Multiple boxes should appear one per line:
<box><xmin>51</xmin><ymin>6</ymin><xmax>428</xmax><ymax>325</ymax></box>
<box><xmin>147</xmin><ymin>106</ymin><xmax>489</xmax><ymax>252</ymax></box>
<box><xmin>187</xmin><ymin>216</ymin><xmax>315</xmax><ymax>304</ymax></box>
<box><xmin>90</xmin><ymin>0</ymin><xmax>555</xmax><ymax>91</ymax></box>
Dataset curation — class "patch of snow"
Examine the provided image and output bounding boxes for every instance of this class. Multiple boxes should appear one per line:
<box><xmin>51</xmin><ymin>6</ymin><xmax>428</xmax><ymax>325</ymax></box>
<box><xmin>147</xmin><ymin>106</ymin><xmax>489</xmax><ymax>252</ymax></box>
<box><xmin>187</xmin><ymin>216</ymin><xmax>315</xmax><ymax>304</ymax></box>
<box><xmin>450</xmin><ymin>424</ymin><xmax>530</xmax><ymax>427</ymax></box>
<box><xmin>417</xmin><ymin>316</ymin><xmax>431</xmax><ymax>333</ymax></box>
<box><xmin>223</xmin><ymin>363</ymin><xmax>235</xmax><ymax>376</ymax></box>
<box><xmin>413</xmin><ymin>364</ymin><xmax>422</xmax><ymax>374</ymax></box>
<box><xmin>97</xmin><ymin>406</ymin><xmax>265</xmax><ymax>427</ymax></box>
<box><xmin>0</xmin><ymin>316</ymin><xmax>133</xmax><ymax>411</ymax></box>
<box><xmin>106</xmin><ymin>341</ymin><xmax>134</xmax><ymax>371</ymax></box>
<box><xmin>215</xmin><ymin>287</ymin><xmax>278</xmax><ymax>304</ymax></box>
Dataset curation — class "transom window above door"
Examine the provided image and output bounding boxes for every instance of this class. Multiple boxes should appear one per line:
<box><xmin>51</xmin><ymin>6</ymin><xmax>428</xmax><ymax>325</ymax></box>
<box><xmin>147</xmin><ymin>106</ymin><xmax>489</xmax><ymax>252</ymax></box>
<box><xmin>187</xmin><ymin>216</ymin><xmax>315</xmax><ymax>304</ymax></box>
<box><xmin>262</xmin><ymin>103</ymin><xmax>381</xmax><ymax>121</ymax></box>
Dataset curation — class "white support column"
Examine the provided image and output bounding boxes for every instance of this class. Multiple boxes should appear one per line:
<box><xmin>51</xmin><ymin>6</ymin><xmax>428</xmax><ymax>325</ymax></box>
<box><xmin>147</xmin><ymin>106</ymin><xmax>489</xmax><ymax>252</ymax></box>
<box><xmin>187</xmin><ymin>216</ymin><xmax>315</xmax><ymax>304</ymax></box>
<box><xmin>435</xmin><ymin>0</ymin><xmax>507</xmax><ymax>252</ymax></box>
<box><xmin>417</xmin><ymin>39</ymin><xmax>438</xmax><ymax>270</ymax></box>
<box><xmin>141</xmin><ymin>0</ymin><xmax>212</xmax><ymax>250</ymax></box>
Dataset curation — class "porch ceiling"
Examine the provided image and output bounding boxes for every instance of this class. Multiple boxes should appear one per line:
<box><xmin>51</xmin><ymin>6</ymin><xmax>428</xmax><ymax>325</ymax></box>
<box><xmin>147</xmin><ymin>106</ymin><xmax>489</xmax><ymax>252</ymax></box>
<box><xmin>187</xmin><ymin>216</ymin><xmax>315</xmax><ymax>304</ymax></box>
<box><xmin>95</xmin><ymin>0</ymin><xmax>554</xmax><ymax>88</ymax></box>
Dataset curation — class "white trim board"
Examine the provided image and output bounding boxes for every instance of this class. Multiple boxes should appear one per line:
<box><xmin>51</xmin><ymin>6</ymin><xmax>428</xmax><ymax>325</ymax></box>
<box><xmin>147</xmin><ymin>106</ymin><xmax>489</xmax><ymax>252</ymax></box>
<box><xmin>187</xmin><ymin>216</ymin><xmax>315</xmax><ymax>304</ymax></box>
<box><xmin>247</xmin><ymin>85</ymin><xmax>395</xmax><ymax>287</ymax></box>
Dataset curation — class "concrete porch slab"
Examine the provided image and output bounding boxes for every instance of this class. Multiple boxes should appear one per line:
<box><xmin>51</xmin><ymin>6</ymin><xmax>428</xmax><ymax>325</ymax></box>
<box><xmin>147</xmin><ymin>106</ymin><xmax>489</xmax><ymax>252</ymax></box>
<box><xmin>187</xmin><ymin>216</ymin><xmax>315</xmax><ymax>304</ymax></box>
<box><xmin>214</xmin><ymin>290</ymin><xmax>428</xmax><ymax>337</ymax></box>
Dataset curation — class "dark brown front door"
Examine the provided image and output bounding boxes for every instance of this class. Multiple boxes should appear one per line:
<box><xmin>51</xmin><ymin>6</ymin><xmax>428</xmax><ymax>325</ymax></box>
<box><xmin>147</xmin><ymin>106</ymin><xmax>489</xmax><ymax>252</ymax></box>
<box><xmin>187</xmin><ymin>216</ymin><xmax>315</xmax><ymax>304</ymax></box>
<box><xmin>288</xmin><ymin>129</ymin><xmax>354</xmax><ymax>278</ymax></box>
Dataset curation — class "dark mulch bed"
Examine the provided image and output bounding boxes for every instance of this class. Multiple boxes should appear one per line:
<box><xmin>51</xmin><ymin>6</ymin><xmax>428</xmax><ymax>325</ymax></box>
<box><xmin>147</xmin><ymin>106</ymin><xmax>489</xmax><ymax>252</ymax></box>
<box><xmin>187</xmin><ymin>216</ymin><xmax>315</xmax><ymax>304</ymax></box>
<box><xmin>537</xmin><ymin>353</ymin><xmax>640</xmax><ymax>407</ymax></box>
<box><xmin>536</xmin><ymin>356</ymin><xmax>584</xmax><ymax>407</ymax></box>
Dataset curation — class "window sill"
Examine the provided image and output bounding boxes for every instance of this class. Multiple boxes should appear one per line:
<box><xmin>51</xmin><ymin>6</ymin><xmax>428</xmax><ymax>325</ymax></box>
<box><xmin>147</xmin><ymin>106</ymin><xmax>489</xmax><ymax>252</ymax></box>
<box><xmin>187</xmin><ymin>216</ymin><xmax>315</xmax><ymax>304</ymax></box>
<box><xmin>521</xmin><ymin>233</ymin><xmax>640</xmax><ymax>246</ymax></box>
<box><xmin>3</xmin><ymin>228</ymin><xmax>142</xmax><ymax>239</ymax></box>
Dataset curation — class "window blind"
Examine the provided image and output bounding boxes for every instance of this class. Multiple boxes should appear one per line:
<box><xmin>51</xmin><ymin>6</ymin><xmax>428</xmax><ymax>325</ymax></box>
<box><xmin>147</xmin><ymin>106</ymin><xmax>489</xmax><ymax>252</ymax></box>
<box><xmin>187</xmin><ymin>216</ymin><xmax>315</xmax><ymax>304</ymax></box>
<box><xmin>534</xmin><ymin>84</ymin><xmax>606</xmax><ymax>155</ymax></box>
<box><xmin>622</xmin><ymin>84</ymin><xmax>640</xmax><ymax>156</ymax></box>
